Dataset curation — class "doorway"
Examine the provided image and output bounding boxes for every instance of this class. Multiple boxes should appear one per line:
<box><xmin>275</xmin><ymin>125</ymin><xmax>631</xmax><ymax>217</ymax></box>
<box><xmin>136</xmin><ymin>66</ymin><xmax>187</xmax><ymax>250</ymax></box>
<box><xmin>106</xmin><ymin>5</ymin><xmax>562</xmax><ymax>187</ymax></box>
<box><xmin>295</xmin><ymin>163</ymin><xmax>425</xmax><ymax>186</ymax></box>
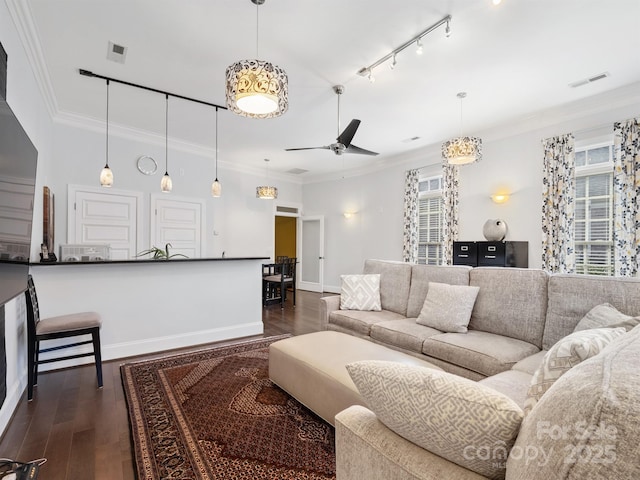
<box><xmin>274</xmin><ymin>216</ymin><xmax>297</xmax><ymax>259</ymax></box>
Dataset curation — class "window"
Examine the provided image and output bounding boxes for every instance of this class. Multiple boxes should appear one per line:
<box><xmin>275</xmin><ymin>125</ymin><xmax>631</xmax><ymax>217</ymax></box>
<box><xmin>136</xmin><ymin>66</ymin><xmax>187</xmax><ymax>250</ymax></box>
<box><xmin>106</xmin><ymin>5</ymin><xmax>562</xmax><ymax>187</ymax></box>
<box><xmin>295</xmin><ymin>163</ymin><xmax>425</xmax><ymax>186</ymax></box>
<box><xmin>574</xmin><ymin>143</ymin><xmax>614</xmax><ymax>275</ymax></box>
<box><xmin>418</xmin><ymin>175</ymin><xmax>443</xmax><ymax>265</ymax></box>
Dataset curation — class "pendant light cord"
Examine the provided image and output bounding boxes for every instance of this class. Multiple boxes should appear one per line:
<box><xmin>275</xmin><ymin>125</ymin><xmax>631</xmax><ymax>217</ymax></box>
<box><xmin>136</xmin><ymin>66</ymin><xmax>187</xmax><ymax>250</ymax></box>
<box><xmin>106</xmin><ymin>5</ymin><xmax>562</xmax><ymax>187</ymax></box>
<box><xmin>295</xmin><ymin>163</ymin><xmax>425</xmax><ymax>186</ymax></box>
<box><xmin>215</xmin><ymin>107</ymin><xmax>219</xmax><ymax>178</ymax></box>
<box><xmin>105</xmin><ymin>79</ymin><xmax>110</xmax><ymax>168</ymax></box>
<box><xmin>255</xmin><ymin>1</ymin><xmax>260</xmax><ymax>58</ymax></box>
<box><xmin>165</xmin><ymin>94</ymin><xmax>169</xmax><ymax>175</ymax></box>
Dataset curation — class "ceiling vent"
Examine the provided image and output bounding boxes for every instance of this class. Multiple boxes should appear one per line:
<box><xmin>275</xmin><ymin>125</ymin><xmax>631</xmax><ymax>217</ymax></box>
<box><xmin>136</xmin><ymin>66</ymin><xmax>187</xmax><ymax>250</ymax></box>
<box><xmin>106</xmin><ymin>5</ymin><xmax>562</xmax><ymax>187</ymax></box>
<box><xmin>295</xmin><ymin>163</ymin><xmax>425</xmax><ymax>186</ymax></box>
<box><xmin>286</xmin><ymin>168</ymin><xmax>309</xmax><ymax>175</ymax></box>
<box><xmin>107</xmin><ymin>41</ymin><xmax>128</xmax><ymax>64</ymax></box>
<box><xmin>569</xmin><ymin>72</ymin><xmax>610</xmax><ymax>88</ymax></box>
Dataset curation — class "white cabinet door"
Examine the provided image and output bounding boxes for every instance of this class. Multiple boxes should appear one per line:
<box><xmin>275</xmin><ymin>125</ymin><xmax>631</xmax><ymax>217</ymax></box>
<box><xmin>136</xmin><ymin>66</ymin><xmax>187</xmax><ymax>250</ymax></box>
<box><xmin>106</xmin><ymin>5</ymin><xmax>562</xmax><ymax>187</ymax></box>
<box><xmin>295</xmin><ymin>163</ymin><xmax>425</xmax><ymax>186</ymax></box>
<box><xmin>150</xmin><ymin>194</ymin><xmax>205</xmax><ymax>258</ymax></box>
<box><xmin>68</xmin><ymin>185</ymin><xmax>143</xmax><ymax>260</ymax></box>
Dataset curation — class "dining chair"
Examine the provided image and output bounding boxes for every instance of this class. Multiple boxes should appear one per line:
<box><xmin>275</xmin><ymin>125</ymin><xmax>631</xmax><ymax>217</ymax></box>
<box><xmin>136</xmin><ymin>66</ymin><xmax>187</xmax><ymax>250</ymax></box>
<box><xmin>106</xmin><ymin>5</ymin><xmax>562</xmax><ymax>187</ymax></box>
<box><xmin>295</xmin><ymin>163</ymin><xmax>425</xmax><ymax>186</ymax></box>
<box><xmin>24</xmin><ymin>274</ymin><xmax>103</xmax><ymax>401</ymax></box>
<box><xmin>263</xmin><ymin>257</ymin><xmax>297</xmax><ymax>308</ymax></box>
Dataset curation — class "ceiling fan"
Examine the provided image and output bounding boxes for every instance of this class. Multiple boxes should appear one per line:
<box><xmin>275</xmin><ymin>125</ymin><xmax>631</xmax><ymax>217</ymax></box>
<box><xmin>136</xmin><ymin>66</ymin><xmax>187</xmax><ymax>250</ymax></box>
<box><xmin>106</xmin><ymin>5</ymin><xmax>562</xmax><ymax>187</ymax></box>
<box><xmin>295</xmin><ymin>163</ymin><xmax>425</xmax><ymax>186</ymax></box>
<box><xmin>285</xmin><ymin>85</ymin><xmax>379</xmax><ymax>156</ymax></box>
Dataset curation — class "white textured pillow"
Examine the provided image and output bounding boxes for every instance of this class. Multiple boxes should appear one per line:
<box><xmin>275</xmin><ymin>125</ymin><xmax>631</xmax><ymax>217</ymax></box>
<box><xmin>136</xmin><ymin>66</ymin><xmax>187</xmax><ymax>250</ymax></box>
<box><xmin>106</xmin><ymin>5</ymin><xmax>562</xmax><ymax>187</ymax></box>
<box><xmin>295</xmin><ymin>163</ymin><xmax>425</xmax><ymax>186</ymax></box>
<box><xmin>416</xmin><ymin>282</ymin><xmax>479</xmax><ymax>333</ymax></box>
<box><xmin>346</xmin><ymin>360</ymin><xmax>523</xmax><ymax>480</ymax></box>
<box><xmin>524</xmin><ymin>327</ymin><xmax>626</xmax><ymax>415</ymax></box>
<box><xmin>340</xmin><ymin>274</ymin><xmax>381</xmax><ymax>311</ymax></box>
<box><xmin>573</xmin><ymin>303</ymin><xmax>639</xmax><ymax>332</ymax></box>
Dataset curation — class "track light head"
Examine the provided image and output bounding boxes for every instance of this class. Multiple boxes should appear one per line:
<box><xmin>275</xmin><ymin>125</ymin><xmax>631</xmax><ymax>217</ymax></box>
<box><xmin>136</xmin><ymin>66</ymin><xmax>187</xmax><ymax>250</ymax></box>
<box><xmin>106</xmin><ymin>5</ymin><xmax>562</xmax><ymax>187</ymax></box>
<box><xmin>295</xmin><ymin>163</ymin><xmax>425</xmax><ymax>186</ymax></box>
<box><xmin>368</xmin><ymin>69</ymin><xmax>376</xmax><ymax>83</ymax></box>
<box><xmin>389</xmin><ymin>53</ymin><xmax>397</xmax><ymax>70</ymax></box>
<box><xmin>416</xmin><ymin>38</ymin><xmax>424</xmax><ymax>55</ymax></box>
<box><xmin>445</xmin><ymin>19</ymin><xmax>452</xmax><ymax>37</ymax></box>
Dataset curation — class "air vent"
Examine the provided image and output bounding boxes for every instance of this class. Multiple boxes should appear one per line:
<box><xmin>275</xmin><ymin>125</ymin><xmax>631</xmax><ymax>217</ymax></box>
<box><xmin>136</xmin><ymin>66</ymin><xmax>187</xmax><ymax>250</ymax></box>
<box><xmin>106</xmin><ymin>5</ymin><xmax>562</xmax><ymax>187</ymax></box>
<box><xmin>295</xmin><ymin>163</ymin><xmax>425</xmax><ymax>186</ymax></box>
<box><xmin>107</xmin><ymin>41</ymin><xmax>128</xmax><ymax>64</ymax></box>
<box><xmin>286</xmin><ymin>168</ymin><xmax>309</xmax><ymax>175</ymax></box>
<box><xmin>569</xmin><ymin>72</ymin><xmax>610</xmax><ymax>88</ymax></box>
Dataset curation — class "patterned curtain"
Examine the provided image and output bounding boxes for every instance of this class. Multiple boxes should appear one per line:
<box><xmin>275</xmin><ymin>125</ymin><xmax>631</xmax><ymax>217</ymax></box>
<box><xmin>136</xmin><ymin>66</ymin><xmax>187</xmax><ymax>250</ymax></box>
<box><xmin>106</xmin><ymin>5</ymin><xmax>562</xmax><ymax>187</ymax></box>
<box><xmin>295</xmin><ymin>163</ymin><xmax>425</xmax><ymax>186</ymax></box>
<box><xmin>613</xmin><ymin>118</ymin><xmax>640</xmax><ymax>276</ymax></box>
<box><xmin>541</xmin><ymin>134</ymin><xmax>576</xmax><ymax>273</ymax></box>
<box><xmin>441</xmin><ymin>162</ymin><xmax>459</xmax><ymax>265</ymax></box>
<box><xmin>402</xmin><ymin>169</ymin><xmax>420</xmax><ymax>263</ymax></box>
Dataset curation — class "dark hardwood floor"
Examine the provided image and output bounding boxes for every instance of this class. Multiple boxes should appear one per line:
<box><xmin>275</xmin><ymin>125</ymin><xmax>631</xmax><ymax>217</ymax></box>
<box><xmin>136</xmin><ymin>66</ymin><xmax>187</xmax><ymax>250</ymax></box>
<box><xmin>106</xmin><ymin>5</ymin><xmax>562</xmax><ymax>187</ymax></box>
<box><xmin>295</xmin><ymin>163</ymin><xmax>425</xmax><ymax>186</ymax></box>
<box><xmin>0</xmin><ymin>289</ymin><xmax>329</xmax><ymax>480</ymax></box>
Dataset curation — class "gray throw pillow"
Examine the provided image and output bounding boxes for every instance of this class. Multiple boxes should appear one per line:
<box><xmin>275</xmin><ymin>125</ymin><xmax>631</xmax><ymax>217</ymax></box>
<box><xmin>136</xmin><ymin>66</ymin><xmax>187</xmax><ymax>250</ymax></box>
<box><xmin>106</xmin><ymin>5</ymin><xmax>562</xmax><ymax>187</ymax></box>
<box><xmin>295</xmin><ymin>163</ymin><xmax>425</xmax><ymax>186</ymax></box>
<box><xmin>523</xmin><ymin>327</ymin><xmax>626</xmax><ymax>415</ymax></box>
<box><xmin>416</xmin><ymin>282</ymin><xmax>479</xmax><ymax>333</ymax></box>
<box><xmin>573</xmin><ymin>303</ymin><xmax>638</xmax><ymax>332</ymax></box>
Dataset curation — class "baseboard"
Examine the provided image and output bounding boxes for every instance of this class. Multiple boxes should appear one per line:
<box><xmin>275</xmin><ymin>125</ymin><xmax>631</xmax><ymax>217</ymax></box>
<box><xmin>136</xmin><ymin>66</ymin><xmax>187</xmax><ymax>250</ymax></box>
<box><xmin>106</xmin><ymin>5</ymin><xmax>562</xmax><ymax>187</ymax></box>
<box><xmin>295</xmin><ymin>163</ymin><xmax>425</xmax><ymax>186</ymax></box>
<box><xmin>37</xmin><ymin>322</ymin><xmax>265</xmax><ymax>371</ymax></box>
<box><xmin>0</xmin><ymin>378</ymin><xmax>27</xmax><ymax>439</ymax></box>
<box><xmin>324</xmin><ymin>285</ymin><xmax>341</xmax><ymax>294</ymax></box>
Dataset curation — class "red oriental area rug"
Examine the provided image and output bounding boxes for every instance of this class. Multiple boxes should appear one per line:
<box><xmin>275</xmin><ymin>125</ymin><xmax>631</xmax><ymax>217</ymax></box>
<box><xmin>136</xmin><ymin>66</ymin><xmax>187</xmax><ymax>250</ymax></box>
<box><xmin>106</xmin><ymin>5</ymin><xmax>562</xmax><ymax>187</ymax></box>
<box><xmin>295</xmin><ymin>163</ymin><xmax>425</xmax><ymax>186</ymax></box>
<box><xmin>121</xmin><ymin>335</ymin><xmax>335</xmax><ymax>479</ymax></box>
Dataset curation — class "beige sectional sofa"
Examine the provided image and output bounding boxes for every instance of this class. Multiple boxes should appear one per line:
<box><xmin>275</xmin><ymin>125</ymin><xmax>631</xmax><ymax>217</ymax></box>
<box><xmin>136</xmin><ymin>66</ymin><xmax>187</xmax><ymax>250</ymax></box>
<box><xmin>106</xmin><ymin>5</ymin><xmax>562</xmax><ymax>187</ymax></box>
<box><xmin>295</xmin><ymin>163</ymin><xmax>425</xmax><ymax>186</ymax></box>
<box><xmin>320</xmin><ymin>259</ymin><xmax>640</xmax><ymax>479</ymax></box>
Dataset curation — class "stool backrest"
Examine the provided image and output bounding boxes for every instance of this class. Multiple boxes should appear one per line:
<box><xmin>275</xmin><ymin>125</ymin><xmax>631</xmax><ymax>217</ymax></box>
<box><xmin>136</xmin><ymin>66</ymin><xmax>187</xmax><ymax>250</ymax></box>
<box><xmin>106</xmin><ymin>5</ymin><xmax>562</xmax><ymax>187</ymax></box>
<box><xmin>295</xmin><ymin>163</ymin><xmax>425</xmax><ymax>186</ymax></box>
<box><xmin>25</xmin><ymin>275</ymin><xmax>40</xmax><ymax>339</ymax></box>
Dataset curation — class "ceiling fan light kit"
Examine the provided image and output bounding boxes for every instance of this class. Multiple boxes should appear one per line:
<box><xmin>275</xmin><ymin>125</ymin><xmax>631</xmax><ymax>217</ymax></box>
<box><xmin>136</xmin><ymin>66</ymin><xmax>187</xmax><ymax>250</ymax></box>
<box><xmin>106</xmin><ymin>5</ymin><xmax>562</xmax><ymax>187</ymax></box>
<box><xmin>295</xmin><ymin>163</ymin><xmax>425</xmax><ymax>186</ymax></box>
<box><xmin>226</xmin><ymin>0</ymin><xmax>288</xmax><ymax>118</ymax></box>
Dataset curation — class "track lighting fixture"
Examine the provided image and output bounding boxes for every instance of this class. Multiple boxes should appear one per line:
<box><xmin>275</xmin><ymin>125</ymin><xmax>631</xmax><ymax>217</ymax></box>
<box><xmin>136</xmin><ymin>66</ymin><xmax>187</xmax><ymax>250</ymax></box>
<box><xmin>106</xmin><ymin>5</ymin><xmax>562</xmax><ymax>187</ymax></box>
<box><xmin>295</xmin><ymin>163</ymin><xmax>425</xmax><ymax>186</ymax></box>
<box><xmin>211</xmin><ymin>108</ymin><xmax>222</xmax><ymax>197</ymax></box>
<box><xmin>161</xmin><ymin>94</ymin><xmax>173</xmax><ymax>193</ymax></box>
<box><xmin>100</xmin><ymin>79</ymin><xmax>113</xmax><ymax>187</ymax></box>
<box><xmin>357</xmin><ymin>14</ymin><xmax>451</xmax><ymax>80</ymax></box>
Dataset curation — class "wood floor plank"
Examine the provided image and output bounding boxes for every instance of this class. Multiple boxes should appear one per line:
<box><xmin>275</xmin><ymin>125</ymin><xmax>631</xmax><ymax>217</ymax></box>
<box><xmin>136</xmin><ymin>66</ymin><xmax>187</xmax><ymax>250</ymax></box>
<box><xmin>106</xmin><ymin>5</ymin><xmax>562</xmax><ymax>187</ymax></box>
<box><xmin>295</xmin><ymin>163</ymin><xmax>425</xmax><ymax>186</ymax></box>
<box><xmin>0</xmin><ymin>290</ymin><xmax>325</xmax><ymax>479</ymax></box>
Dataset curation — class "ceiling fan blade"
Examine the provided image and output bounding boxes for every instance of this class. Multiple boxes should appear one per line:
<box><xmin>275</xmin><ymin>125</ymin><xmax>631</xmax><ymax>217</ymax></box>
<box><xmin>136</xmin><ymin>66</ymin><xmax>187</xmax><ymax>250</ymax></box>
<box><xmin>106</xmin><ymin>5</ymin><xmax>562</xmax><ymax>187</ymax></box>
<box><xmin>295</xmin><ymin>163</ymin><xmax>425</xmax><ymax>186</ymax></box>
<box><xmin>336</xmin><ymin>119</ymin><xmax>361</xmax><ymax>148</ymax></box>
<box><xmin>345</xmin><ymin>144</ymin><xmax>379</xmax><ymax>156</ymax></box>
<box><xmin>285</xmin><ymin>146</ymin><xmax>331</xmax><ymax>151</ymax></box>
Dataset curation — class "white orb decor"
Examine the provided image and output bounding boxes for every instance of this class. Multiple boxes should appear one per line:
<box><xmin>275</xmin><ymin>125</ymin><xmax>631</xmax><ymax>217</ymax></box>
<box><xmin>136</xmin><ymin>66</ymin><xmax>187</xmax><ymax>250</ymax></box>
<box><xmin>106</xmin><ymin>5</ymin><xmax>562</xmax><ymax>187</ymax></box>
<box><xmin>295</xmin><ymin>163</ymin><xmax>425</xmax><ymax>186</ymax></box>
<box><xmin>483</xmin><ymin>219</ymin><xmax>508</xmax><ymax>241</ymax></box>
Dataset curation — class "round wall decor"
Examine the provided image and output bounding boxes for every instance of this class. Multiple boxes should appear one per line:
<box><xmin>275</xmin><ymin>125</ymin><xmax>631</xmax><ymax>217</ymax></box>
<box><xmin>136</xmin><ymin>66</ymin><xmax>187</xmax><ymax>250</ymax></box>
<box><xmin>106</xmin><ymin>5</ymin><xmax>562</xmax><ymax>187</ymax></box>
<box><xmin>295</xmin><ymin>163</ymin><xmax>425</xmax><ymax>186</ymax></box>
<box><xmin>136</xmin><ymin>155</ymin><xmax>158</xmax><ymax>175</ymax></box>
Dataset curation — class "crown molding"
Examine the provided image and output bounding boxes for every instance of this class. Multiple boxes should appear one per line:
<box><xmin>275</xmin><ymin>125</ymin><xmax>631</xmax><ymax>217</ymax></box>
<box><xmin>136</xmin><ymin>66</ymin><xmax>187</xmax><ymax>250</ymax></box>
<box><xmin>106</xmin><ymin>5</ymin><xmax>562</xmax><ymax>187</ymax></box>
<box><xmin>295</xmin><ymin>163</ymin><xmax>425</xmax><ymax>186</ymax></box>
<box><xmin>5</xmin><ymin>0</ymin><xmax>58</xmax><ymax>119</ymax></box>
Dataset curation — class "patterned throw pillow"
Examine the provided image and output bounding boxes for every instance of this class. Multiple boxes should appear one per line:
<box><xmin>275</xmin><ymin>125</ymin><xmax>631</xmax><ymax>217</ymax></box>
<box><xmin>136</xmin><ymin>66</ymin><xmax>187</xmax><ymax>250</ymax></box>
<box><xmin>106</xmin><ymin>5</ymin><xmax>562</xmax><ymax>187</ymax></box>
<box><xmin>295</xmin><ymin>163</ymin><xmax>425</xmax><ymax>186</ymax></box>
<box><xmin>573</xmin><ymin>303</ymin><xmax>639</xmax><ymax>332</ymax></box>
<box><xmin>346</xmin><ymin>360</ymin><xmax>523</xmax><ymax>480</ymax></box>
<box><xmin>416</xmin><ymin>282</ymin><xmax>480</xmax><ymax>333</ymax></box>
<box><xmin>340</xmin><ymin>274</ymin><xmax>381</xmax><ymax>311</ymax></box>
<box><xmin>523</xmin><ymin>327</ymin><xmax>627</xmax><ymax>415</ymax></box>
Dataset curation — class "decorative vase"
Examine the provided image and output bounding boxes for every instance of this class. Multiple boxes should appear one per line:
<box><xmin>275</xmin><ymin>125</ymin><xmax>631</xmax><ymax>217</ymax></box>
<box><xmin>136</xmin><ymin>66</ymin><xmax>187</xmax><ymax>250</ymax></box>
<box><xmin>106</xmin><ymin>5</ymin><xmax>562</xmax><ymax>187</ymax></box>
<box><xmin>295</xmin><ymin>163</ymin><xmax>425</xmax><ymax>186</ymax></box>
<box><xmin>483</xmin><ymin>219</ymin><xmax>508</xmax><ymax>241</ymax></box>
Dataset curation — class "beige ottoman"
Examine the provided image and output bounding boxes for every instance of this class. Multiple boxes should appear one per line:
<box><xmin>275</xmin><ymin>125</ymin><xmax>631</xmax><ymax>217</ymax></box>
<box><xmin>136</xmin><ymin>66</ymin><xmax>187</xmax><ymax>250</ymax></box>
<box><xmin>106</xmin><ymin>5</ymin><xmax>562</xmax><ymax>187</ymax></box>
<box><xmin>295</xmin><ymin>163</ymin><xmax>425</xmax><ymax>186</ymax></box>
<box><xmin>269</xmin><ymin>331</ymin><xmax>442</xmax><ymax>425</ymax></box>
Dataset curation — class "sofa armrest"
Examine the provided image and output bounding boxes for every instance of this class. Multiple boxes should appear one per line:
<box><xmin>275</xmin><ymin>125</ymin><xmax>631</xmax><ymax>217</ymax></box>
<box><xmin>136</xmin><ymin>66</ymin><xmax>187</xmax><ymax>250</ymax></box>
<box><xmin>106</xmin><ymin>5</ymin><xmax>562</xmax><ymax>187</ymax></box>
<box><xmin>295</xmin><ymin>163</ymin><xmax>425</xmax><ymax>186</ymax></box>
<box><xmin>319</xmin><ymin>295</ymin><xmax>341</xmax><ymax>330</ymax></box>
<box><xmin>335</xmin><ymin>405</ymin><xmax>488</xmax><ymax>480</ymax></box>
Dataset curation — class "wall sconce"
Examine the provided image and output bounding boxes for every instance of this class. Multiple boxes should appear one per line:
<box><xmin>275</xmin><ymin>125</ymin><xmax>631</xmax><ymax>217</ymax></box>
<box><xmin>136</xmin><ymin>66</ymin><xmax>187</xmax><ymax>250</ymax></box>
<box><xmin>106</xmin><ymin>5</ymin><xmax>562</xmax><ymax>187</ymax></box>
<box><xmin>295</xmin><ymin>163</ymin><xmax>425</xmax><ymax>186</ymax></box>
<box><xmin>490</xmin><ymin>193</ymin><xmax>510</xmax><ymax>204</ymax></box>
<box><xmin>343</xmin><ymin>211</ymin><xmax>357</xmax><ymax>218</ymax></box>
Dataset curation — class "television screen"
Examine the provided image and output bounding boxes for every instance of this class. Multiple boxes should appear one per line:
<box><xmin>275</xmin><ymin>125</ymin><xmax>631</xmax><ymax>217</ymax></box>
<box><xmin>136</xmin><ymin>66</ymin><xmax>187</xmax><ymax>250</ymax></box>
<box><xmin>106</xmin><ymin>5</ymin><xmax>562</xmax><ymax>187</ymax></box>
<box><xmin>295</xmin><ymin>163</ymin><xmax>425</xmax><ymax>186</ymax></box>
<box><xmin>0</xmin><ymin>97</ymin><xmax>38</xmax><ymax>305</ymax></box>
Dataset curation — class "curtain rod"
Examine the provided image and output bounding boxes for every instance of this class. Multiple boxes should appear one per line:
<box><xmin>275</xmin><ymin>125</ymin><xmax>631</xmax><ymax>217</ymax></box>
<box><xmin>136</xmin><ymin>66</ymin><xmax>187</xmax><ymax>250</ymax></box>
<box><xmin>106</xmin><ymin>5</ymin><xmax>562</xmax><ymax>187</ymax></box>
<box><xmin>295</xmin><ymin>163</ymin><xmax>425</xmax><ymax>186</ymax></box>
<box><xmin>79</xmin><ymin>69</ymin><xmax>227</xmax><ymax>110</ymax></box>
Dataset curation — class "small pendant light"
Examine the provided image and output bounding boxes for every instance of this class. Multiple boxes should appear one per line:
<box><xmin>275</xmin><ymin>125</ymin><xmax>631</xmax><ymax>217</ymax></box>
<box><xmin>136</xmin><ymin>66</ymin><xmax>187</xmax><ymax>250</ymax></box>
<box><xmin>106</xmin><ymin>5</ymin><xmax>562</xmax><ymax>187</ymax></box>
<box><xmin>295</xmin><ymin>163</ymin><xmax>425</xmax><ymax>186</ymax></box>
<box><xmin>161</xmin><ymin>94</ymin><xmax>173</xmax><ymax>193</ymax></box>
<box><xmin>100</xmin><ymin>79</ymin><xmax>113</xmax><ymax>187</ymax></box>
<box><xmin>211</xmin><ymin>107</ymin><xmax>222</xmax><ymax>197</ymax></box>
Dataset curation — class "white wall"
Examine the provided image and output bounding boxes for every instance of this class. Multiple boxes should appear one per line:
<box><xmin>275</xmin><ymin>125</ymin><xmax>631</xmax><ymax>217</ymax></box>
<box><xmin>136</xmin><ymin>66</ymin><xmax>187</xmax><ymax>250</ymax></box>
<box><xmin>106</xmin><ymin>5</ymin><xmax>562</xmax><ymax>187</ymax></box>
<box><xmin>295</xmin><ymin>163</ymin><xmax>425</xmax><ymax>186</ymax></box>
<box><xmin>49</xmin><ymin>121</ymin><xmax>303</xmax><ymax>258</ymax></box>
<box><xmin>0</xmin><ymin>0</ymin><xmax>55</xmax><ymax>436</ymax></box>
<box><xmin>304</xmin><ymin>84</ymin><xmax>640</xmax><ymax>291</ymax></box>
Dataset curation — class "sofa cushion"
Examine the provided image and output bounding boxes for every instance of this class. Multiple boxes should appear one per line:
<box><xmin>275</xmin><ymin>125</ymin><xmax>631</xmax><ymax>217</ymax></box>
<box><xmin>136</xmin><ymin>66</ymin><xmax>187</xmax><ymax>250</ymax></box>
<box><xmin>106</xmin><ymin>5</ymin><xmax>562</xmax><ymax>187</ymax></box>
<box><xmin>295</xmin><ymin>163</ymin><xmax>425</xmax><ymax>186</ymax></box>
<box><xmin>340</xmin><ymin>274</ymin><xmax>381</xmax><ymax>311</ymax></box>
<box><xmin>363</xmin><ymin>259</ymin><xmax>412</xmax><ymax>316</ymax></box>
<box><xmin>423</xmin><ymin>331</ymin><xmax>540</xmax><ymax>377</ymax></box>
<box><xmin>507</xmin><ymin>325</ymin><xmax>640</xmax><ymax>480</ymax></box>
<box><xmin>469</xmin><ymin>268</ymin><xmax>548</xmax><ymax>348</ymax></box>
<box><xmin>329</xmin><ymin>309</ymin><xmax>406</xmax><ymax>337</ymax></box>
<box><xmin>478</xmin><ymin>370</ymin><xmax>532</xmax><ymax>410</ymax></box>
<box><xmin>511</xmin><ymin>350</ymin><xmax>547</xmax><ymax>375</ymax></box>
<box><xmin>543</xmin><ymin>273</ymin><xmax>640</xmax><ymax>350</ymax></box>
<box><xmin>523</xmin><ymin>327</ymin><xmax>626</xmax><ymax>415</ymax></box>
<box><xmin>370</xmin><ymin>318</ymin><xmax>441</xmax><ymax>353</ymax></box>
<box><xmin>573</xmin><ymin>302</ymin><xmax>639</xmax><ymax>332</ymax></box>
<box><xmin>416</xmin><ymin>282</ymin><xmax>480</xmax><ymax>333</ymax></box>
<box><xmin>346</xmin><ymin>360</ymin><xmax>523</xmax><ymax>480</ymax></box>
<box><xmin>406</xmin><ymin>264</ymin><xmax>472</xmax><ymax>318</ymax></box>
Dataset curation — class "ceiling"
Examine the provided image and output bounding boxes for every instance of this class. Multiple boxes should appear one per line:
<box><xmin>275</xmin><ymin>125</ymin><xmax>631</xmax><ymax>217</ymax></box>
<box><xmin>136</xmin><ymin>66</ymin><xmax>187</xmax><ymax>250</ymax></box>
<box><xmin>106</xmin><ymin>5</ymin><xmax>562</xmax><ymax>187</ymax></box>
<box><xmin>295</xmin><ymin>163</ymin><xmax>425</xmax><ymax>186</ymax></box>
<box><xmin>18</xmin><ymin>0</ymin><xmax>640</xmax><ymax>180</ymax></box>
